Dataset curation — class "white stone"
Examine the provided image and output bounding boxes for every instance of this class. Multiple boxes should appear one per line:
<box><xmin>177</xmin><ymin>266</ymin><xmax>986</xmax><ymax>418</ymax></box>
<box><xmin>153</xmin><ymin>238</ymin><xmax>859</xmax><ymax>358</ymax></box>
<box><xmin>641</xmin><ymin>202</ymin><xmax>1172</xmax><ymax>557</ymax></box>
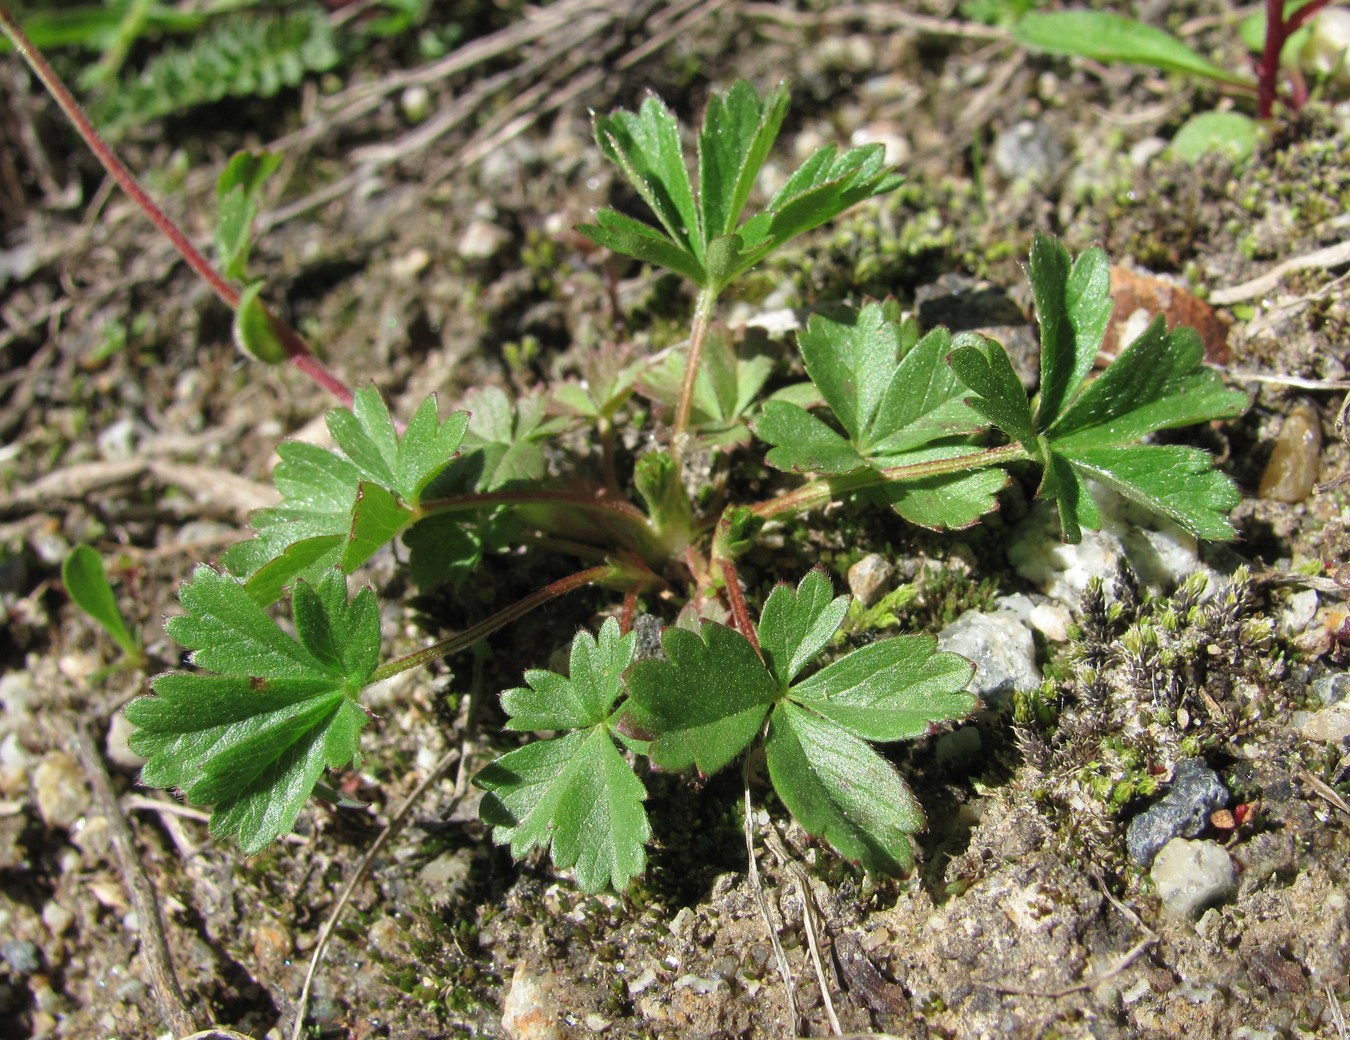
<box><xmin>1151</xmin><ymin>838</ymin><xmax>1236</xmax><ymax>919</ymax></box>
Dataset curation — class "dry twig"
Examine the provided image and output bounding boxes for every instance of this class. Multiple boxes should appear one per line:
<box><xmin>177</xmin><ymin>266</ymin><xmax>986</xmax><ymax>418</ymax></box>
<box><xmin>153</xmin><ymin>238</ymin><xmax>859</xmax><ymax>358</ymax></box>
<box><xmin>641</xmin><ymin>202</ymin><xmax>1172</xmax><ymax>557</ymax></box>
<box><xmin>70</xmin><ymin>719</ymin><xmax>199</xmax><ymax>1037</ymax></box>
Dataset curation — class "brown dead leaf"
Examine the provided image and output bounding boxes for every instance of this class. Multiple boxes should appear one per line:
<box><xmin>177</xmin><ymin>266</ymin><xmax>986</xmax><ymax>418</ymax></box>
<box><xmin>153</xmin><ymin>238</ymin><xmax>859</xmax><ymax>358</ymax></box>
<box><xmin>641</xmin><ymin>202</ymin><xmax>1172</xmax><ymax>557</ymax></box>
<box><xmin>1105</xmin><ymin>265</ymin><xmax>1230</xmax><ymax>364</ymax></box>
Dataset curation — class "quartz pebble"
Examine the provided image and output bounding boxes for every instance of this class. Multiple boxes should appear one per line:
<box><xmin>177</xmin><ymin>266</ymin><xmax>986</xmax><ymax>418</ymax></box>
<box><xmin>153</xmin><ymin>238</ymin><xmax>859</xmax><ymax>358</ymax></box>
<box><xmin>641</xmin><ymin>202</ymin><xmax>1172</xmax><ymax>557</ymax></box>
<box><xmin>937</xmin><ymin>602</ymin><xmax>1040</xmax><ymax>704</ymax></box>
<box><xmin>1258</xmin><ymin>400</ymin><xmax>1322</xmax><ymax>502</ymax></box>
<box><xmin>1151</xmin><ymin>838</ymin><xmax>1236</xmax><ymax>918</ymax></box>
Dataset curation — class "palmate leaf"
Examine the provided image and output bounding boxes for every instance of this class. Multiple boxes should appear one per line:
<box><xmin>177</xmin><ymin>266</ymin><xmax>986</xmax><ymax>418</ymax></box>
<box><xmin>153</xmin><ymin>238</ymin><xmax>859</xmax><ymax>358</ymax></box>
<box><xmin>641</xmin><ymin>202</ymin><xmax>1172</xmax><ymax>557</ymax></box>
<box><xmin>125</xmin><ymin>567</ymin><xmax>378</xmax><ymax>854</ymax></box>
<box><xmin>221</xmin><ymin>390</ymin><xmax>467</xmax><ymax>603</ymax></box>
<box><xmin>475</xmin><ymin>620</ymin><xmax>649</xmax><ymax>892</ymax></box>
<box><xmin>765</xmin><ymin>702</ymin><xmax>925</xmax><ymax>875</ymax></box>
<box><xmin>580</xmin><ymin>80</ymin><xmax>900</xmax><ymax>295</ymax></box>
<box><xmin>754</xmin><ymin>303</ymin><xmax>999</xmax><ymax>529</ymax></box>
<box><xmin>624</xmin><ymin>570</ymin><xmax>976</xmax><ymax>877</ymax></box>
<box><xmin>948</xmin><ymin>234</ymin><xmax>1249</xmax><ymax>542</ymax></box>
<box><xmin>626</xmin><ymin>621</ymin><xmax>780</xmax><ymax>775</ymax></box>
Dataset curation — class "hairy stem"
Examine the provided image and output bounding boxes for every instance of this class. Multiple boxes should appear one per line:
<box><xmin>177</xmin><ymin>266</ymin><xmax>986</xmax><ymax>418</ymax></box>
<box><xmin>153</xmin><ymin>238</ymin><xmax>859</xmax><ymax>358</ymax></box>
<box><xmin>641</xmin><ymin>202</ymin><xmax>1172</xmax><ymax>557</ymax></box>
<box><xmin>750</xmin><ymin>443</ymin><xmax>1031</xmax><ymax>521</ymax></box>
<box><xmin>0</xmin><ymin>4</ymin><xmax>352</xmax><ymax>406</ymax></box>
<box><xmin>717</xmin><ymin>549</ymin><xmax>761</xmax><ymax>660</ymax></box>
<box><xmin>367</xmin><ymin>565</ymin><xmax>614</xmax><ymax>682</ymax></box>
<box><xmin>671</xmin><ymin>285</ymin><xmax>719</xmax><ymax>465</ymax></box>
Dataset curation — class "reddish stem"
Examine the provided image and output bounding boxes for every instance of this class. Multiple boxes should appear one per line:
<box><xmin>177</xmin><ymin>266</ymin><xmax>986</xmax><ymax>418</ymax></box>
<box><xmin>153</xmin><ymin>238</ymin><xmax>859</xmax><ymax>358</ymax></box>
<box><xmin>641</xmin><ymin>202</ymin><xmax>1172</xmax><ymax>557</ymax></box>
<box><xmin>0</xmin><ymin>4</ymin><xmax>353</xmax><ymax>406</ymax></box>
<box><xmin>368</xmin><ymin>565</ymin><xmax>613</xmax><ymax>682</ymax></box>
<box><xmin>1256</xmin><ymin>0</ymin><xmax>1334</xmax><ymax>119</ymax></box>
<box><xmin>716</xmin><ymin>547</ymin><xmax>761</xmax><ymax>661</ymax></box>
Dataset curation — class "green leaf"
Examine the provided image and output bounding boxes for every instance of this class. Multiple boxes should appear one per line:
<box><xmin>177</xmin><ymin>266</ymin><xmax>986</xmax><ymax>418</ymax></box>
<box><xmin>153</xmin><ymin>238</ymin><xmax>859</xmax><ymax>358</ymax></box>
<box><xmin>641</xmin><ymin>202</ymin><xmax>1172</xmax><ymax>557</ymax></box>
<box><xmin>428</xmin><ymin>388</ymin><xmax>564</xmax><ymax>494</ymax></box>
<box><xmin>754</xmin><ymin>400</ymin><xmax>868</xmax><ymax>474</ymax></box>
<box><xmin>125</xmin><ymin>567</ymin><xmax>378</xmax><ymax>853</ymax></box>
<box><xmin>1034</xmin><ymin>312</ymin><xmax>1249</xmax><ymax>540</ymax></box>
<box><xmin>244</xmin><ymin>534</ymin><xmax>345</xmax><ymax>607</ymax></box>
<box><xmin>698</xmin><ymin>80</ymin><xmax>789</xmax><ymax>239</ymax></box>
<box><xmin>477</xmin><ymin>727</ymin><xmax>650</xmax><ymax>892</ymax></box>
<box><xmin>626</xmin><ymin>622</ymin><xmax>779</xmax><ymax>774</ymax></box>
<box><xmin>756</xmin><ymin>569</ymin><xmax>850</xmax><ymax>685</ymax></box>
<box><xmin>1171</xmin><ymin>111</ymin><xmax>1260</xmax><ymax>162</ymax></box>
<box><xmin>233</xmin><ymin>281</ymin><xmax>287</xmax><ymax>365</ymax></box>
<box><xmin>477</xmin><ymin>619</ymin><xmax>648</xmax><ymax>892</ymax></box>
<box><xmin>874</xmin><ymin>462</ymin><xmax>1010</xmax><ymax>531</ymax></box>
<box><xmin>639</xmin><ymin>325</ymin><xmax>773</xmax><ymax>448</ymax></box>
<box><xmin>1053</xmin><ymin>444</ymin><xmax>1242</xmax><ymax>540</ymax></box>
<box><xmin>576</xmin><ymin>209</ymin><xmax>705</xmax><ymax>284</ymax></box>
<box><xmin>1029</xmin><ymin>233</ymin><xmax>1112</xmax><ymax>429</ymax></box>
<box><xmin>594</xmin><ymin>93</ymin><xmax>702</xmax><ymax>261</ymax></box>
<box><xmin>946</xmin><ymin>333</ymin><xmax>1037</xmax><ymax>446</ymax></box>
<box><xmin>62</xmin><ymin>546</ymin><xmax>141</xmax><ymax>658</ymax></box>
<box><xmin>791</xmin><ymin>635</ymin><xmax>976</xmax><ymax>741</ymax></box>
<box><xmin>328</xmin><ymin>388</ymin><xmax>467</xmax><ymax>505</ymax></box>
<box><xmin>1048</xmin><ymin>318</ymin><xmax>1248</xmax><ymax>443</ymax></box>
<box><xmin>215</xmin><ymin>150</ymin><xmax>281</xmax><ymax>282</ymax></box>
<box><xmin>765</xmin><ymin>702</ymin><xmax>925</xmax><ymax>876</ymax></box>
<box><xmin>502</xmin><ymin>619</ymin><xmax>636</xmax><ymax>731</ymax></box>
<box><xmin>341</xmin><ymin>482</ymin><xmax>413</xmax><ymax>571</ymax></box>
<box><xmin>586</xmin><ymin>81</ymin><xmax>900</xmax><ymax>294</ymax></box>
<box><xmin>403</xmin><ymin>513</ymin><xmax>487</xmax><ymax>589</ymax></box>
<box><xmin>1014</xmin><ymin>11</ymin><xmax>1255</xmax><ymax>88</ymax></box>
<box><xmin>228</xmin><ymin>391</ymin><xmax>467</xmax><ymax>590</ymax></box>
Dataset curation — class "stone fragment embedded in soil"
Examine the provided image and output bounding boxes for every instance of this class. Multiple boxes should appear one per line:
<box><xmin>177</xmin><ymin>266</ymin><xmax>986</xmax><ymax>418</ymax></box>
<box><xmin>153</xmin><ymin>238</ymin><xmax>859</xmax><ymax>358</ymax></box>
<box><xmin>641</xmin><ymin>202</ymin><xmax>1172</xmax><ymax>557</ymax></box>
<box><xmin>33</xmin><ymin>751</ymin><xmax>90</xmax><ymax>830</ymax></box>
<box><xmin>937</xmin><ymin>600</ymin><xmax>1039</xmax><ymax>705</ymax></box>
<box><xmin>1126</xmin><ymin>759</ymin><xmax>1232</xmax><ymax>867</ymax></box>
<box><xmin>991</xmin><ymin>119</ymin><xmax>1065</xmax><ymax>186</ymax></box>
<box><xmin>1258</xmin><ymin>399</ymin><xmax>1323</xmax><ymax>502</ymax></box>
<box><xmin>1312</xmin><ymin>671</ymin><xmax>1350</xmax><ymax>705</ymax></box>
<box><xmin>1150</xmin><ymin>838</ymin><xmax>1237</xmax><ymax>919</ymax></box>
<box><xmin>502</xmin><ymin>964</ymin><xmax>562</xmax><ymax>1040</ymax></box>
<box><xmin>847</xmin><ymin>552</ymin><xmax>894</xmax><ymax>607</ymax></box>
<box><xmin>1008</xmin><ymin>491</ymin><xmax>1216</xmax><ymax>608</ymax></box>
<box><xmin>1299</xmin><ymin>703</ymin><xmax>1350</xmax><ymax>743</ymax></box>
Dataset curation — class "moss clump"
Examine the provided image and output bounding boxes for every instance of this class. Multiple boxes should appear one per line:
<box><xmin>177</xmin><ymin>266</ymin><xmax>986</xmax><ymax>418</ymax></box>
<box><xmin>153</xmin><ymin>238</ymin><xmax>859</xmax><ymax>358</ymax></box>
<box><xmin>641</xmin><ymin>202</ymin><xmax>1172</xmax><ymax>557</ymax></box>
<box><xmin>1013</xmin><ymin>565</ymin><xmax>1280</xmax><ymax>872</ymax></box>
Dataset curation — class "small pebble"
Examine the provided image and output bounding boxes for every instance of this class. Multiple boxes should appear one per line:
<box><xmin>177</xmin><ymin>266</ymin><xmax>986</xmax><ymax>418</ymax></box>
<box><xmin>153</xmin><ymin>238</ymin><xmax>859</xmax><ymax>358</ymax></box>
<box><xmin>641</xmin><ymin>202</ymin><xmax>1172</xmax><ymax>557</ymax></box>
<box><xmin>1311</xmin><ymin>672</ymin><xmax>1350</xmax><ymax>706</ymax></box>
<box><xmin>1259</xmin><ymin>400</ymin><xmax>1322</xmax><ymax>502</ymax></box>
<box><xmin>1151</xmin><ymin>838</ymin><xmax>1236</xmax><ymax>918</ymax></box>
<box><xmin>105</xmin><ymin>713</ymin><xmax>145</xmax><ymax>771</ymax></box>
<box><xmin>1</xmin><ymin>939</ymin><xmax>40</xmax><ymax>977</ymax></box>
<box><xmin>937</xmin><ymin>607</ymin><xmax>1039</xmax><ymax>705</ymax></box>
<box><xmin>991</xmin><ymin>120</ymin><xmax>1064</xmax><ymax>185</ymax></box>
<box><xmin>458</xmin><ymin>219</ymin><xmax>512</xmax><ymax>262</ymax></box>
<box><xmin>1300</xmin><ymin>705</ymin><xmax>1350</xmax><ymax>743</ymax></box>
<box><xmin>847</xmin><ymin>553</ymin><xmax>894</xmax><ymax>608</ymax></box>
<box><xmin>1126</xmin><ymin>759</ymin><xmax>1231</xmax><ymax>867</ymax></box>
<box><xmin>501</xmin><ymin>965</ymin><xmax>561</xmax><ymax>1040</ymax></box>
<box><xmin>33</xmin><ymin>752</ymin><xmax>90</xmax><ymax>830</ymax></box>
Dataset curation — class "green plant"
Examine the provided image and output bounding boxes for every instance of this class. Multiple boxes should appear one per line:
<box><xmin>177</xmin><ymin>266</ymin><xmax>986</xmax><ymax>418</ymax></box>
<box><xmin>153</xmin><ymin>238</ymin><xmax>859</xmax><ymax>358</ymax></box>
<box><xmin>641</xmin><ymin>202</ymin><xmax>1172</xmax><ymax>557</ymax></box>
<box><xmin>61</xmin><ymin>545</ymin><xmax>146</xmax><ymax>669</ymax></box>
<box><xmin>1014</xmin><ymin>1</ymin><xmax>1342</xmax><ymax>158</ymax></box>
<box><xmin>10</xmin><ymin>58</ymin><xmax>1250</xmax><ymax>887</ymax></box>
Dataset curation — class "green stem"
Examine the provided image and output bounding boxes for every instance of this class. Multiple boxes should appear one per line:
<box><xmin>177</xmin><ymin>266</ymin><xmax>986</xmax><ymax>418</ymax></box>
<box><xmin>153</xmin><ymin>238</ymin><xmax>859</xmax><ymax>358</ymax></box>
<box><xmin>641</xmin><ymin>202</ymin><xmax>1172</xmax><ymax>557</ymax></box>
<box><xmin>750</xmin><ymin>443</ymin><xmax>1032</xmax><ymax>521</ymax></box>
<box><xmin>671</xmin><ymin>284</ymin><xmax>719</xmax><ymax>465</ymax></box>
<box><xmin>0</xmin><ymin>4</ymin><xmax>353</xmax><ymax>407</ymax></box>
<box><xmin>419</xmin><ymin>488</ymin><xmax>646</xmax><ymax>523</ymax></box>
<box><xmin>366</xmin><ymin>564</ymin><xmax>613</xmax><ymax>683</ymax></box>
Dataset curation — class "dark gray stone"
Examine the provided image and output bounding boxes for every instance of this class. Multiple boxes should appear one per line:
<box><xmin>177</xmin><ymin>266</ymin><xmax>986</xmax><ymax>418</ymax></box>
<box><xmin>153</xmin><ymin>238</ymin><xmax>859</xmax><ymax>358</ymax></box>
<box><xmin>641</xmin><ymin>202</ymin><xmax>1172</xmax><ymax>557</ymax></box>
<box><xmin>1126</xmin><ymin>759</ymin><xmax>1230</xmax><ymax>867</ymax></box>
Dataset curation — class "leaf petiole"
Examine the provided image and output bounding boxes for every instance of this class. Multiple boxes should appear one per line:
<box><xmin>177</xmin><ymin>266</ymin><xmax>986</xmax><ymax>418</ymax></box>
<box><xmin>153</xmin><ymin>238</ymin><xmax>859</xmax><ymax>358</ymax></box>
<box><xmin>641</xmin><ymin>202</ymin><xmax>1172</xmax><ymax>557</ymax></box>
<box><xmin>750</xmin><ymin>442</ymin><xmax>1031</xmax><ymax>521</ymax></box>
<box><xmin>367</xmin><ymin>562</ymin><xmax>648</xmax><ymax>684</ymax></box>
